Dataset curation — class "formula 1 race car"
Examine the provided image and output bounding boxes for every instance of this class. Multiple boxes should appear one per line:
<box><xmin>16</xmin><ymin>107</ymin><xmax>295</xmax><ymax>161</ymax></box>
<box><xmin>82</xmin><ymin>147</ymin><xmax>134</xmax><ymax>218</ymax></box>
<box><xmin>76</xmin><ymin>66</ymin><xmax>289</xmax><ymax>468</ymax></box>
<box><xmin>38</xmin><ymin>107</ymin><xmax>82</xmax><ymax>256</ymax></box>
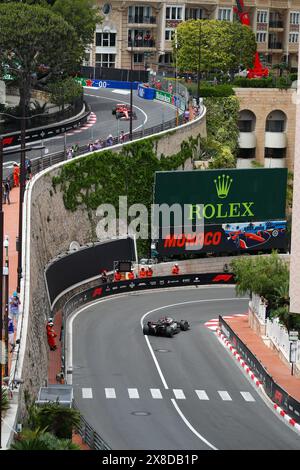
<box><xmin>143</xmin><ymin>317</ymin><xmax>190</xmax><ymax>337</ymax></box>
<box><xmin>112</xmin><ymin>103</ymin><xmax>137</xmax><ymax>120</ymax></box>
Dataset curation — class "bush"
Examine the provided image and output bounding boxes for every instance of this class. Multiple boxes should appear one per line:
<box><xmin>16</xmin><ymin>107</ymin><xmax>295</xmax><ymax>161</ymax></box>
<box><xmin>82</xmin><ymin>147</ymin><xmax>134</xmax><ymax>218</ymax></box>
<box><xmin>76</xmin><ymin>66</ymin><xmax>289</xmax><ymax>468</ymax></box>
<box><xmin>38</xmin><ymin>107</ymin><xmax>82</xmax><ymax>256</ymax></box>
<box><xmin>1</xmin><ymin>387</ymin><xmax>10</xmax><ymax>414</ymax></box>
<box><xmin>199</xmin><ymin>84</ymin><xmax>234</xmax><ymax>97</ymax></box>
<box><xmin>290</xmin><ymin>73</ymin><xmax>298</xmax><ymax>82</ymax></box>
<box><xmin>233</xmin><ymin>77</ymin><xmax>273</xmax><ymax>88</ymax></box>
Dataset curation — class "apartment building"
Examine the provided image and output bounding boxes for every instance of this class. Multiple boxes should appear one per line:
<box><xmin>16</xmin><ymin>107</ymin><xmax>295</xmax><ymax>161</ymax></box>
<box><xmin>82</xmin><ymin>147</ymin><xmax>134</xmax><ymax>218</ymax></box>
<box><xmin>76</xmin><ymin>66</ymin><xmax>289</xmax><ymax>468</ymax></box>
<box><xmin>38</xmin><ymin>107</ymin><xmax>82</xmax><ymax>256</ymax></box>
<box><xmin>83</xmin><ymin>1</ymin><xmax>300</xmax><ymax>71</ymax></box>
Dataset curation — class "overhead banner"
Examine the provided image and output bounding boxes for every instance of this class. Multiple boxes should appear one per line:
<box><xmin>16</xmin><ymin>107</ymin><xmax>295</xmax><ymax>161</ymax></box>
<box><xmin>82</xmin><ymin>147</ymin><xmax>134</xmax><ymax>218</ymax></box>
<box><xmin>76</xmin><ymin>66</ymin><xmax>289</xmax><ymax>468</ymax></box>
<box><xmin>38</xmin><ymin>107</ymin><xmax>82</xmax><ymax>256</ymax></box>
<box><xmin>154</xmin><ymin>168</ymin><xmax>288</xmax><ymax>255</ymax></box>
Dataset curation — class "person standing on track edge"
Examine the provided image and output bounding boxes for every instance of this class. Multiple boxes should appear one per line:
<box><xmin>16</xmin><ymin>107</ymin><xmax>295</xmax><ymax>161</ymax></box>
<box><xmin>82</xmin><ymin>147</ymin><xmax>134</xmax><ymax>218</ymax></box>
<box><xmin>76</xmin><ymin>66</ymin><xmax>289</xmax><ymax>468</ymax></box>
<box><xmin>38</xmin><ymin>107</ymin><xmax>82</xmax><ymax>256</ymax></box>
<box><xmin>172</xmin><ymin>263</ymin><xmax>180</xmax><ymax>275</ymax></box>
<box><xmin>13</xmin><ymin>163</ymin><xmax>20</xmax><ymax>187</ymax></box>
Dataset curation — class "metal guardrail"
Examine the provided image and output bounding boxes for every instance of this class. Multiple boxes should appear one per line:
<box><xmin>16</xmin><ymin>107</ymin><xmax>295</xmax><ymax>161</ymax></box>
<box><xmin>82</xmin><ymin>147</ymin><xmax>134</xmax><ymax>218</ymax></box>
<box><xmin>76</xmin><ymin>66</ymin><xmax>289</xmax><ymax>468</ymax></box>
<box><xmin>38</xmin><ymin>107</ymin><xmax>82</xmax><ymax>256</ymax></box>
<box><xmin>30</xmin><ymin>112</ymin><xmax>186</xmax><ymax>176</ymax></box>
<box><xmin>73</xmin><ymin>401</ymin><xmax>111</xmax><ymax>450</ymax></box>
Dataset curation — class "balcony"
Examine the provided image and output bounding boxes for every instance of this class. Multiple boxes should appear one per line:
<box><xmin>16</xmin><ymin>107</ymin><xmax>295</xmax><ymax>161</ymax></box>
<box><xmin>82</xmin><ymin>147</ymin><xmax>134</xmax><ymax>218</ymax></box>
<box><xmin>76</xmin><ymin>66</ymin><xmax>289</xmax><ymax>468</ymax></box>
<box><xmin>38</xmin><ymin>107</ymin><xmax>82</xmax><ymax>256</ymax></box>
<box><xmin>269</xmin><ymin>20</ymin><xmax>284</xmax><ymax>29</ymax></box>
<box><xmin>128</xmin><ymin>39</ymin><xmax>156</xmax><ymax>49</ymax></box>
<box><xmin>128</xmin><ymin>15</ymin><xmax>156</xmax><ymax>25</ymax></box>
<box><xmin>238</xmin><ymin>132</ymin><xmax>256</xmax><ymax>149</ymax></box>
<box><xmin>268</xmin><ymin>42</ymin><xmax>282</xmax><ymax>50</ymax></box>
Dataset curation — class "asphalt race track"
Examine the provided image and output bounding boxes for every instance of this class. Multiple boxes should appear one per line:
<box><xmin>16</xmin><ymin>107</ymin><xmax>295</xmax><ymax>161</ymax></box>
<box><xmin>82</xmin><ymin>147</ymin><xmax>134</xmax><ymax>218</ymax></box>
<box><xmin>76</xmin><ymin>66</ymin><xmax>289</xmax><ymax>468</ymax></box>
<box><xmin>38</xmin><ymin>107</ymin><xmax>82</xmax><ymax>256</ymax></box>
<box><xmin>3</xmin><ymin>87</ymin><xmax>176</xmax><ymax>164</ymax></box>
<box><xmin>71</xmin><ymin>286</ymin><xmax>300</xmax><ymax>450</ymax></box>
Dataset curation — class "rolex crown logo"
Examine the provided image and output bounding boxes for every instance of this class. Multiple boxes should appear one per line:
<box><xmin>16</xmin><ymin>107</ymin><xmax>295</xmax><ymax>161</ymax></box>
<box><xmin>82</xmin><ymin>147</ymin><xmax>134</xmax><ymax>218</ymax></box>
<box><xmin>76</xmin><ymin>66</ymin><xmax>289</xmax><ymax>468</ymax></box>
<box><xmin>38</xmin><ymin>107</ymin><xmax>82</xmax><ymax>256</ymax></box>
<box><xmin>214</xmin><ymin>174</ymin><xmax>233</xmax><ymax>199</ymax></box>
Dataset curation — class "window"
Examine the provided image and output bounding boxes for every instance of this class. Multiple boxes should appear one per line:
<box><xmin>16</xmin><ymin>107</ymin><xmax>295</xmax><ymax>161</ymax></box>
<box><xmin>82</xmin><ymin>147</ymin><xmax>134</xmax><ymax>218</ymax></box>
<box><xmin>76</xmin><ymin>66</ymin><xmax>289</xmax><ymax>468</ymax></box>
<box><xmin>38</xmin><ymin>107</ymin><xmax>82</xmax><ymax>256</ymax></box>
<box><xmin>257</xmin><ymin>10</ymin><xmax>268</xmax><ymax>23</ymax></box>
<box><xmin>128</xmin><ymin>6</ymin><xmax>153</xmax><ymax>23</ymax></box>
<box><xmin>290</xmin><ymin>12</ymin><xmax>300</xmax><ymax>25</ymax></box>
<box><xmin>185</xmin><ymin>8</ymin><xmax>202</xmax><ymax>20</ymax></box>
<box><xmin>238</xmin><ymin>120</ymin><xmax>253</xmax><ymax>132</ymax></box>
<box><xmin>83</xmin><ymin>53</ymin><xmax>90</xmax><ymax>66</ymax></box>
<box><xmin>165</xmin><ymin>29</ymin><xmax>175</xmax><ymax>41</ymax></box>
<box><xmin>264</xmin><ymin>148</ymin><xmax>286</xmax><ymax>158</ymax></box>
<box><xmin>134</xmin><ymin>53</ymin><xmax>144</xmax><ymax>63</ymax></box>
<box><xmin>95</xmin><ymin>53</ymin><xmax>116</xmax><ymax>68</ymax></box>
<box><xmin>96</xmin><ymin>32</ymin><xmax>116</xmax><ymax>47</ymax></box>
<box><xmin>218</xmin><ymin>8</ymin><xmax>231</xmax><ymax>21</ymax></box>
<box><xmin>256</xmin><ymin>32</ymin><xmax>267</xmax><ymax>43</ymax></box>
<box><xmin>166</xmin><ymin>6</ymin><xmax>183</xmax><ymax>20</ymax></box>
<box><xmin>102</xmin><ymin>3</ymin><xmax>111</xmax><ymax>15</ymax></box>
<box><xmin>289</xmin><ymin>32</ymin><xmax>299</xmax><ymax>43</ymax></box>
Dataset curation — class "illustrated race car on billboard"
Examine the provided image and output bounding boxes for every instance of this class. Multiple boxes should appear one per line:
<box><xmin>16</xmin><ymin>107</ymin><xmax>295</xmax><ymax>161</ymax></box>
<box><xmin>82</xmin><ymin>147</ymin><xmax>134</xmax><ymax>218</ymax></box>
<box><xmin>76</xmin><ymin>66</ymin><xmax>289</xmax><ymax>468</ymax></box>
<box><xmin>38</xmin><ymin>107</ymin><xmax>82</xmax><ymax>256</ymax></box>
<box><xmin>143</xmin><ymin>317</ymin><xmax>190</xmax><ymax>337</ymax></box>
<box><xmin>223</xmin><ymin>220</ymin><xmax>286</xmax><ymax>250</ymax></box>
<box><xmin>112</xmin><ymin>103</ymin><xmax>137</xmax><ymax>120</ymax></box>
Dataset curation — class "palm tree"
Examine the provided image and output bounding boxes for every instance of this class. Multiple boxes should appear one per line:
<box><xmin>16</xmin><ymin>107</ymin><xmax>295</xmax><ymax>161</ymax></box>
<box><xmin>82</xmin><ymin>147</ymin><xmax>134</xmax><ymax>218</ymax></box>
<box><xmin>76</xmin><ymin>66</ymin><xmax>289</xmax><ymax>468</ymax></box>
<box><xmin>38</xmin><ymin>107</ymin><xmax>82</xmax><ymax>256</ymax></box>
<box><xmin>10</xmin><ymin>428</ymin><xmax>80</xmax><ymax>450</ymax></box>
<box><xmin>1</xmin><ymin>387</ymin><xmax>10</xmax><ymax>414</ymax></box>
<box><xmin>35</xmin><ymin>402</ymin><xmax>81</xmax><ymax>439</ymax></box>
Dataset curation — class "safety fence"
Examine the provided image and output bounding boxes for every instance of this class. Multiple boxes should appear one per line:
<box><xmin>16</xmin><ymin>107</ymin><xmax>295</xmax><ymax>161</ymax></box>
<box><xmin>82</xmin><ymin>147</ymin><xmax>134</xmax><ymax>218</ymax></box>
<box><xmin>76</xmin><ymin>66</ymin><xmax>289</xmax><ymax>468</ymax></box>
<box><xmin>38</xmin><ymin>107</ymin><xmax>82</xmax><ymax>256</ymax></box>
<box><xmin>30</xmin><ymin>112</ymin><xmax>186</xmax><ymax>176</ymax></box>
<box><xmin>219</xmin><ymin>316</ymin><xmax>300</xmax><ymax>424</ymax></box>
<box><xmin>266</xmin><ymin>317</ymin><xmax>300</xmax><ymax>363</ymax></box>
<box><xmin>73</xmin><ymin>402</ymin><xmax>111</xmax><ymax>450</ymax></box>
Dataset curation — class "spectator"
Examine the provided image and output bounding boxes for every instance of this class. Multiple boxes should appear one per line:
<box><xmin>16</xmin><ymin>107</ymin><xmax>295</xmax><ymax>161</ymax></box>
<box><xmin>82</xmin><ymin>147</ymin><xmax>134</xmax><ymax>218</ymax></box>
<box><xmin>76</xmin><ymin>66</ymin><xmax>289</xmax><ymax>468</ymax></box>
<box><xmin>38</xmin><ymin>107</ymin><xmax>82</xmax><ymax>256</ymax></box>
<box><xmin>9</xmin><ymin>291</ymin><xmax>20</xmax><ymax>325</ymax></box>
<box><xmin>128</xmin><ymin>269</ymin><xmax>135</xmax><ymax>280</ymax></box>
<box><xmin>119</xmin><ymin>130</ymin><xmax>125</xmax><ymax>144</ymax></box>
<box><xmin>88</xmin><ymin>142</ymin><xmax>94</xmax><ymax>152</ymax></box>
<box><xmin>146</xmin><ymin>265</ymin><xmax>153</xmax><ymax>277</ymax></box>
<box><xmin>66</xmin><ymin>148</ymin><xmax>73</xmax><ymax>160</ymax></box>
<box><xmin>3</xmin><ymin>180</ymin><xmax>10</xmax><ymax>205</ymax></box>
<box><xmin>25</xmin><ymin>158</ymin><xmax>32</xmax><ymax>181</ymax></box>
<box><xmin>171</xmin><ymin>263</ymin><xmax>180</xmax><ymax>275</ymax></box>
<box><xmin>184</xmin><ymin>109</ymin><xmax>190</xmax><ymax>123</ymax></box>
<box><xmin>106</xmin><ymin>134</ymin><xmax>114</xmax><ymax>146</ymax></box>
<box><xmin>13</xmin><ymin>163</ymin><xmax>20</xmax><ymax>187</ymax></box>
<box><xmin>72</xmin><ymin>143</ymin><xmax>79</xmax><ymax>156</ymax></box>
<box><xmin>114</xmin><ymin>269</ymin><xmax>121</xmax><ymax>281</ymax></box>
<box><xmin>101</xmin><ymin>270</ymin><xmax>108</xmax><ymax>283</ymax></box>
<box><xmin>8</xmin><ymin>317</ymin><xmax>15</xmax><ymax>352</ymax></box>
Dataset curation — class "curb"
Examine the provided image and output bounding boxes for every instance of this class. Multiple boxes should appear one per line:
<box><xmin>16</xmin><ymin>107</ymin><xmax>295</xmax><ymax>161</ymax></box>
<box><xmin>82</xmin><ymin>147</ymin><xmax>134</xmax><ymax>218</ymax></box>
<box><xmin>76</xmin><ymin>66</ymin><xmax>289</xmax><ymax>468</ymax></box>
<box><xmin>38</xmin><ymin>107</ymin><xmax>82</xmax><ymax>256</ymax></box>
<box><xmin>216</xmin><ymin>327</ymin><xmax>300</xmax><ymax>432</ymax></box>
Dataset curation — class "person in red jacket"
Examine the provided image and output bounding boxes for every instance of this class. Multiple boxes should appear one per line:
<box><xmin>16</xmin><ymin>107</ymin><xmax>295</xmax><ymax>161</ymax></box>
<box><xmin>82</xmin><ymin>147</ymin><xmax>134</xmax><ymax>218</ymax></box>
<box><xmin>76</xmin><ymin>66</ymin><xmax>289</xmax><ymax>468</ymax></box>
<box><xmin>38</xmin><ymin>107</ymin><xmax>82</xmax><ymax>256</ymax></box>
<box><xmin>139</xmin><ymin>267</ymin><xmax>146</xmax><ymax>278</ymax></box>
<box><xmin>146</xmin><ymin>265</ymin><xmax>153</xmax><ymax>277</ymax></box>
<box><xmin>172</xmin><ymin>263</ymin><xmax>180</xmax><ymax>275</ymax></box>
<box><xmin>114</xmin><ymin>269</ymin><xmax>121</xmax><ymax>281</ymax></box>
<box><xmin>128</xmin><ymin>269</ymin><xmax>135</xmax><ymax>280</ymax></box>
<box><xmin>47</xmin><ymin>320</ymin><xmax>57</xmax><ymax>351</ymax></box>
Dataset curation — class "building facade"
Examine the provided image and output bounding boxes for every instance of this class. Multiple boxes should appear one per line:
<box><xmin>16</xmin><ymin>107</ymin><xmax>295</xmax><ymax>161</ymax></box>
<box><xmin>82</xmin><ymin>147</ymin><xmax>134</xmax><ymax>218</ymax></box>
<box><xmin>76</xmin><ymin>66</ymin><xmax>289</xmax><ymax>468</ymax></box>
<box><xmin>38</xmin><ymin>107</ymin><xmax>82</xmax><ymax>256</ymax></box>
<box><xmin>83</xmin><ymin>1</ymin><xmax>300</xmax><ymax>71</ymax></box>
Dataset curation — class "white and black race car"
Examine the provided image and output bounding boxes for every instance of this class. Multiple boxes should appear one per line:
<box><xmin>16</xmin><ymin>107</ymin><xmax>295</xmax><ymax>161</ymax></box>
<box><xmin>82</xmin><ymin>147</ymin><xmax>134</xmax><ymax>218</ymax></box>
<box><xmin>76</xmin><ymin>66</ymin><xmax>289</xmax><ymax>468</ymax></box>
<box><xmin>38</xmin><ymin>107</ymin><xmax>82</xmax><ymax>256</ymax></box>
<box><xmin>143</xmin><ymin>316</ymin><xmax>190</xmax><ymax>337</ymax></box>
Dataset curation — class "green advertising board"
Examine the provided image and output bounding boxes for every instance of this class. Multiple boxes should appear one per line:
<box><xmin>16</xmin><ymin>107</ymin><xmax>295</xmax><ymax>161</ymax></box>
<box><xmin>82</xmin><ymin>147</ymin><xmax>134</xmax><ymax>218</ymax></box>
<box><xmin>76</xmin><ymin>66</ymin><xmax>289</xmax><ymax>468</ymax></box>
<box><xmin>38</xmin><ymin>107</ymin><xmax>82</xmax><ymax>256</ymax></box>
<box><xmin>154</xmin><ymin>168</ymin><xmax>287</xmax><ymax>225</ymax></box>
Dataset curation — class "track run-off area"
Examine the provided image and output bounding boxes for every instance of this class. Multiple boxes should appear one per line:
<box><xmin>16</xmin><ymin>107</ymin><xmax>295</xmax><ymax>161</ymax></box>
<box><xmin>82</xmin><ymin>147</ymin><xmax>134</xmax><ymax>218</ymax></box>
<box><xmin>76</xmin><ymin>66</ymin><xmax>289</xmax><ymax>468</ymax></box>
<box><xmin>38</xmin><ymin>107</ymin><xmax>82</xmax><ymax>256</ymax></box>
<box><xmin>68</xmin><ymin>286</ymin><xmax>300</xmax><ymax>450</ymax></box>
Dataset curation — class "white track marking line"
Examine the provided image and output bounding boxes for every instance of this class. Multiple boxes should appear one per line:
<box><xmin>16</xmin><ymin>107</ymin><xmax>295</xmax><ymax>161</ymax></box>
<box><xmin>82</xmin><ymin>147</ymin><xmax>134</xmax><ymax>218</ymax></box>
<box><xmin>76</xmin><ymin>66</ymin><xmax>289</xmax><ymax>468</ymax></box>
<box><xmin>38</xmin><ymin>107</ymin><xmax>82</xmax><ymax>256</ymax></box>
<box><xmin>171</xmin><ymin>399</ymin><xmax>218</xmax><ymax>450</ymax></box>
<box><xmin>105</xmin><ymin>388</ymin><xmax>116</xmax><ymax>399</ymax></box>
<box><xmin>173</xmin><ymin>389</ymin><xmax>186</xmax><ymax>399</ymax></box>
<box><xmin>82</xmin><ymin>388</ymin><xmax>93</xmax><ymax>399</ymax></box>
<box><xmin>150</xmin><ymin>388</ymin><xmax>163</xmax><ymax>399</ymax></box>
<box><xmin>218</xmin><ymin>391</ymin><xmax>232</xmax><ymax>401</ymax></box>
<box><xmin>240</xmin><ymin>391</ymin><xmax>255</xmax><ymax>402</ymax></box>
<box><xmin>128</xmin><ymin>388</ymin><xmax>139</xmax><ymax>399</ymax></box>
<box><xmin>195</xmin><ymin>390</ymin><xmax>209</xmax><ymax>401</ymax></box>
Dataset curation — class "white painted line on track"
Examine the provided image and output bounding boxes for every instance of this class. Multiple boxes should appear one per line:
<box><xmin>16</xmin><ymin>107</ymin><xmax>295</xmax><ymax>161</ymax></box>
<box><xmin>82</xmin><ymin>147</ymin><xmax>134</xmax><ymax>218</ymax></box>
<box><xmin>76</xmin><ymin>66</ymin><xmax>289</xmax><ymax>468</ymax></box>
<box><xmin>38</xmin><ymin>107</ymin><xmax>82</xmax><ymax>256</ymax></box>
<box><xmin>218</xmin><ymin>391</ymin><xmax>232</xmax><ymax>401</ymax></box>
<box><xmin>195</xmin><ymin>390</ymin><xmax>210</xmax><ymax>401</ymax></box>
<box><xmin>150</xmin><ymin>388</ymin><xmax>163</xmax><ymax>399</ymax></box>
<box><xmin>171</xmin><ymin>399</ymin><xmax>218</xmax><ymax>451</ymax></box>
<box><xmin>240</xmin><ymin>392</ymin><xmax>255</xmax><ymax>402</ymax></box>
<box><xmin>128</xmin><ymin>388</ymin><xmax>139</xmax><ymax>399</ymax></box>
<box><xmin>105</xmin><ymin>388</ymin><xmax>116</xmax><ymax>399</ymax></box>
<box><xmin>82</xmin><ymin>388</ymin><xmax>93</xmax><ymax>399</ymax></box>
<box><xmin>173</xmin><ymin>389</ymin><xmax>186</xmax><ymax>400</ymax></box>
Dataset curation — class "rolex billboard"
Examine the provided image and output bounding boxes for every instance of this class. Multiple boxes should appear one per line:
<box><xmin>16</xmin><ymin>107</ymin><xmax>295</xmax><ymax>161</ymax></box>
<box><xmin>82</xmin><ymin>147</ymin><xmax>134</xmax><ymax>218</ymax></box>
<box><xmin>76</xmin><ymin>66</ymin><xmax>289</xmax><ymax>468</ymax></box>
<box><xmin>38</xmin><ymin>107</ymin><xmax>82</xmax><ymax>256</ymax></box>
<box><xmin>153</xmin><ymin>168</ymin><xmax>288</xmax><ymax>255</ymax></box>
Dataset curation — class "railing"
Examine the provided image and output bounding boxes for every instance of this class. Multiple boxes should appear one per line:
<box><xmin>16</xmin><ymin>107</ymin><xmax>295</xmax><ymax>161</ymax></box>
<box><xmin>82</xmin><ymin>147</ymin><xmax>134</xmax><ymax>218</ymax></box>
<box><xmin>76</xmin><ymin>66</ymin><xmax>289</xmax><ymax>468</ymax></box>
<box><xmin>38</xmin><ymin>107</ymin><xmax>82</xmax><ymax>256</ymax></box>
<box><xmin>30</xmin><ymin>112</ymin><xmax>186</xmax><ymax>176</ymax></box>
<box><xmin>128</xmin><ymin>15</ymin><xmax>156</xmax><ymax>24</ymax></box>
<box><xmin>128</xmin><ymin>39</ymin><xmax>155</xmax><ymax>48</ymax></box>
<box><xmin>269</xmin><ymin>20</ymin><xmax>284</xmax><ymax>28</ymax></box>
<box><xmin>73</xmin><ymin>401</ymin><xmax>111</xmax><ymax>450</ymax></box>
<box><xmin>266</xmin><ymin>317</ymin><xmax>300</xmax><ymax>363</ymax></box>
<box><xmin>249</xmin><ymin>294</ymin><xmax>267</xmax><ymax>323</ymax></box>
<box><xmin>268</xmin><ymin>42</ymin><xmax>283</xmax><ymax>49</ymax></box>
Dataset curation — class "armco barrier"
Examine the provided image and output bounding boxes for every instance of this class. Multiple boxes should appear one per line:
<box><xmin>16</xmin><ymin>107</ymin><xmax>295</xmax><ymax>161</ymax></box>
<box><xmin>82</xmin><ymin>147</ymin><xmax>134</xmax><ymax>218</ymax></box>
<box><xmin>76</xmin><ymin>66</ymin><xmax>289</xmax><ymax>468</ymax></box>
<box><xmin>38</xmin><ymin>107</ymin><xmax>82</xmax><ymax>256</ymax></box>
<box><xmin>219</xmin><ymin>316</ymin><xmax>300</xmax><ymax>424</ymax></box>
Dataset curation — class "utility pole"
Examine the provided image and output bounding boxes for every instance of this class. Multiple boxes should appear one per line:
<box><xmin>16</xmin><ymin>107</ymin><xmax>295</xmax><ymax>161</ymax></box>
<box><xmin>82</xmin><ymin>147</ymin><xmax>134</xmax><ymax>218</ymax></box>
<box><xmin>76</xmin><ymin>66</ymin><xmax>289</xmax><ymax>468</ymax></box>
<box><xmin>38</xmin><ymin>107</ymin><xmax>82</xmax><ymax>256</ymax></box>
<box><xmin>4</xmin><ymin>235</ymin><xmax>9</xmax><ymax>378</ymax></box>
<box><xmin>17</xmin><ymin>109</ymin><xmax>26</xmax><ymax>293</ymax></box>
<box><xmin>197</xmin><ymin>20</ymin><xmax>201</xmax><ymax>104</ymax></box>
<box><xmin>129</xmin><ymin>40</ymin><xmax>133</xmax><ymax>141</ymax></box>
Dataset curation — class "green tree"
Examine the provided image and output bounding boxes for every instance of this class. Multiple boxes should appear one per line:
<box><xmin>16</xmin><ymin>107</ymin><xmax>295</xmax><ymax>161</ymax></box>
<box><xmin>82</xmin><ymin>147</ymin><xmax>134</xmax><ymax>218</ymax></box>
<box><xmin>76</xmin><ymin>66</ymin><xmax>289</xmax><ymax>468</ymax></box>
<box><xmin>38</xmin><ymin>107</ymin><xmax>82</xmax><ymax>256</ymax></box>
<box><xmin>0</xmin><ymin>2</ymin><xmax>81</xmax><ymax>114</ymax></box>
<box><xmin>175</xmin><ymin>20</ymin><xmax>257</xmax><ymax>74</ymax></box>
<box><xmin>53</xmin><ymin>0</ymin><xmax>101</xmax><ymax>49</ymax></box>
<box><xmin>1</xmin><ymin>386</ymin><xmax>10</xmax><ymax>414</ymax></box>
<box><xmin>32</xmin><ymin>402</ymin><xmax>81</xmax><ymax>439</ymax></box>
<box><xmin>48</xmin><ymin>77</ymin><xmax>83</xmax><ymax>111</ymax></box>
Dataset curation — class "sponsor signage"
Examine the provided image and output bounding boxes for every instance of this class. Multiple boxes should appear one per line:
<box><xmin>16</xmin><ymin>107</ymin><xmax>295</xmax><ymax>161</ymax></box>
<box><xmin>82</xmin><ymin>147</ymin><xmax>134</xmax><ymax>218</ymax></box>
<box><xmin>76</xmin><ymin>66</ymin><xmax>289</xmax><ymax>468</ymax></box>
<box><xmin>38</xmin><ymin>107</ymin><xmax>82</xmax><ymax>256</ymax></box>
<box><xmin>154</xmin><ymin>169</ymin><xmax>287</xmax><ymax>255</ymax></box>
<box><xmin>289</xmin><ymin>330</ymin><xmax>299</xmax><ymax>341</ymax></box>
<box><xmin>75</xmin><ymin>77</ymin><xmax>140</xmax><ymax>90</ymax></box>
<box><xmin>157</xmin><ymin>220</ymin><xmax>287</xmax><ymax>254</ymax></box>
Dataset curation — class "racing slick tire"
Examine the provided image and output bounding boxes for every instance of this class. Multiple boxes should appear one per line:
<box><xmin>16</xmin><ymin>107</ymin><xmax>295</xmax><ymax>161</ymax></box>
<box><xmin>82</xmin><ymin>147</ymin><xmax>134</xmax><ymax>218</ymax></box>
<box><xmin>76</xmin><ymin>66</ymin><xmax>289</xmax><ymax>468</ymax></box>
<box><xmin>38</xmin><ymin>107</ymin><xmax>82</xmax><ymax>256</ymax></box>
<box><xmin>165</xmin><ymin>326</ymin><xmax>174</xmax><ymax>338</ymax></box>
<box><xmin>179</xmin><ymin>321</ymin><xmax>189</xmax><ymax>331</ymax></box>
<box><xmin>143</xmin><ymin>324</ymin><xmax>150</xmax><ymax>335</ymax></box>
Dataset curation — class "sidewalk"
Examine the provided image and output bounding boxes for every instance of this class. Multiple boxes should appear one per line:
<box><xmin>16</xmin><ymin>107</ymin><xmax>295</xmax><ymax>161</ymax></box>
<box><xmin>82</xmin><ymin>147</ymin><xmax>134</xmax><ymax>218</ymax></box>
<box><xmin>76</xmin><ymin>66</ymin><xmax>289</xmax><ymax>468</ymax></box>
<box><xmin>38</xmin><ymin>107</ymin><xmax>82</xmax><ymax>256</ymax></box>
<box><xmin>225</xmin><ymin>315</ymin><xmax>300</xmax><ymax>402</ymax></box>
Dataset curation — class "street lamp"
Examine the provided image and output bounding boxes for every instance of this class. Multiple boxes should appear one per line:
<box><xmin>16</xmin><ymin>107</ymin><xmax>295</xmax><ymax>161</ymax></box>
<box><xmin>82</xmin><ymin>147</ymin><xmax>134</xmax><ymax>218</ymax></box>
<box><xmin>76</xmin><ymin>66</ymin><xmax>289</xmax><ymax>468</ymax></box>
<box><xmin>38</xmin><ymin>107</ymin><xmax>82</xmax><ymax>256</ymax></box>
<box><xmin>129</xmin><ymin>39</ymin><xmax>134</xmax><ymax>141</ymax></box>
<box><xmin>197</xmin><ymin>20</ymin><xmax>202</xmax><ymax>104</ymax></box>
<box><xmin>3</xmin><ymin>235</ymin><xmax>9</xmax><ymax>378</ymax></box>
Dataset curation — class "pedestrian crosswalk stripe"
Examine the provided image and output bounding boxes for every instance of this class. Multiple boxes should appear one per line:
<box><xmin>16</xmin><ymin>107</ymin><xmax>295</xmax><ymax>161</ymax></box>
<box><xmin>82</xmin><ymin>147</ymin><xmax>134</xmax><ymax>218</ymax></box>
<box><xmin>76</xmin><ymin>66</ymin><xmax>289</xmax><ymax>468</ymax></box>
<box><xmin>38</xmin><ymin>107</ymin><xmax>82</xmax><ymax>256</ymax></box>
<box><xmin>195</xmin><ymin>390</ymin><xmax>209</xmax><ymax>401</ymax></box>
<box><xmin>150</xmin><ymin>389</ymin><xmax>163</xmax><ymax>399</ymax></box>
<box><xmin>218</xmin><ymin>391</ymin><xmax>232</xmax><ymax>401</ymax></box>
<box><xmin>240</xmin><ymin>391</ymin><xmax>255</xmax><ymax>402</ymax></box>
<box><xmin>82</xmin><ymin>388</ymin><xmax>93</xmax><ymax>399</ymax></box>
<box><xmin>128</xmin><ymin>388</ymin><xmax>139</xmax><ymax>399</ymax></box>
<box><xmin>173</xmin><ymin>389</ymin><xmax>186</xmax><ymax>399</ymax></box>
<box><xmin>105</xmin><ymin>388</ymin><xmax>116</xmax><ymax>399</ymax></box>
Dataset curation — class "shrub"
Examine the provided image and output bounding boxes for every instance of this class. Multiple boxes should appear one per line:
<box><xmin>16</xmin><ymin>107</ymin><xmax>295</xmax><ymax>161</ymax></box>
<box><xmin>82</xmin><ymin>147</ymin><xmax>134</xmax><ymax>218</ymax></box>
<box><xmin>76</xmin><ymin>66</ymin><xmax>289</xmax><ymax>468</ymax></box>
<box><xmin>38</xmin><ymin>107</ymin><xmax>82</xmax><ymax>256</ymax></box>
<box><xmin>199</xmin><ymin>84</ymin><xmax>234</xmax><ymax>97</ymax></box>
<box><xmin>233</xmin><ymin>77</ymin><xmax>273</xmax><ymax>88</ymax></box>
